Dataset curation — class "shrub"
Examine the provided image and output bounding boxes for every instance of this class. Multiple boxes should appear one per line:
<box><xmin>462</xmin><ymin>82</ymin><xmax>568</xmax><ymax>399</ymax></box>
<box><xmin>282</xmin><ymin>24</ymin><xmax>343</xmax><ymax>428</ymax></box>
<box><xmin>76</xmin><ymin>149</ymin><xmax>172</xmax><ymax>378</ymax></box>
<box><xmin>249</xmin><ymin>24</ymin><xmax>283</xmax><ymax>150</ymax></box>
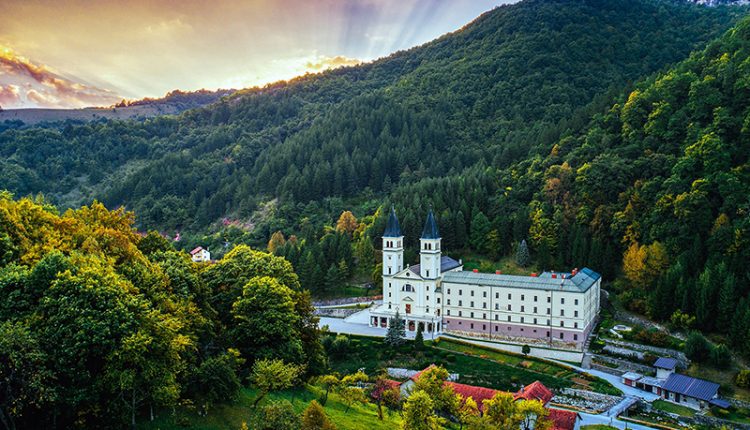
<box><xmin>735</xmin><ymin>370</ymin><xmax>750</xmax><ymax>388</ymax></box>
<box><xmin>684</xmin><ymin>332</ymin><xmax>712</xmax><ymax>363</ymax></box>
<box><xmin>710</xmin><ymin>344</ymin><xmax>732</xmax><ymax>369</ymax></box>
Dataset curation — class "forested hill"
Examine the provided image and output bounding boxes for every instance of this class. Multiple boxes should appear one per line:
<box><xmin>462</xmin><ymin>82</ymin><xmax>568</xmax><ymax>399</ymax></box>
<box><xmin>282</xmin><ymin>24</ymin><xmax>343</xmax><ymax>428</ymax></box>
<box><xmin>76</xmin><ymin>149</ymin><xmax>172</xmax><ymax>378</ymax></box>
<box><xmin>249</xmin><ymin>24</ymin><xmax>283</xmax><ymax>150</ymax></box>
<box><xmin>0</xmin><ymin>0</ymin><xmax>743</xmax><ymax>232</ymax></box>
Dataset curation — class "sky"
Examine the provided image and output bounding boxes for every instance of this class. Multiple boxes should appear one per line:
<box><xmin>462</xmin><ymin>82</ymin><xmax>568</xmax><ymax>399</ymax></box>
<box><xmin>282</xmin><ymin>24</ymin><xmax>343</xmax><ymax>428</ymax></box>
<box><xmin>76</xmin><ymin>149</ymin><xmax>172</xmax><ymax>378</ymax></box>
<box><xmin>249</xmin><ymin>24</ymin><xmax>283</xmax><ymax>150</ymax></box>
<box><xmin>0</xmin><ymin>0</ymin><xmax>514</xmax><ymax>109</ymax></box>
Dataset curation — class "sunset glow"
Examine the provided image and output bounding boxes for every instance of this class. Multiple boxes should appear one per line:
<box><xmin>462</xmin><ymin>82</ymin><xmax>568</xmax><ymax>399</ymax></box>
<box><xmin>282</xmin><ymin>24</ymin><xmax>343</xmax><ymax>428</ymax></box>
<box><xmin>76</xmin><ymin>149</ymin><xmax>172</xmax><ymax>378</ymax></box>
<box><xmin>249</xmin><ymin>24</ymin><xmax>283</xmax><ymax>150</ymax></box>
<box><xmin>0</xmin><ymin>0</ymin><xmax>513</xmax><ymax>108</ymax></box>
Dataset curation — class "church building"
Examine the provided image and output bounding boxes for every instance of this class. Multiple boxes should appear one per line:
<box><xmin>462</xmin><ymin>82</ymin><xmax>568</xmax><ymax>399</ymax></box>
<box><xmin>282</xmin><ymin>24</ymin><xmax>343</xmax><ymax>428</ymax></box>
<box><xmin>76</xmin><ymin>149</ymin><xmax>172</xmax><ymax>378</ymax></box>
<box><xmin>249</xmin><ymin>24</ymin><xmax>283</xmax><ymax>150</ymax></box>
<box><xmin>369</xmin><ymin>208</ymin><xmax>601</xmax><ymax>350</ymax></box>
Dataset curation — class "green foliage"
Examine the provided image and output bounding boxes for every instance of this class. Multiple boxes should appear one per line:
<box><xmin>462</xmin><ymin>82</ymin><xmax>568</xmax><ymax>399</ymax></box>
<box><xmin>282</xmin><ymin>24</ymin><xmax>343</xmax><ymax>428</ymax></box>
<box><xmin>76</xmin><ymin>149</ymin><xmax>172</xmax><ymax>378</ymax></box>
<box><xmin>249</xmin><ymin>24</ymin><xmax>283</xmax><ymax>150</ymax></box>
<box><xmin>516</xmin><ymin>240</ymin><xmax>530</xmax><ymax>268</ymax></box>
<box><xmin>414</xmin><ymin>324</ymin><xmax>424</xmax><ymax>350</ymax></box>
<box><xmin>251</xmin><ymin>358</ymin><xmax>303</xmax><ymax>408</ymax></box>
<box><xmin>301</xmin><ymin>400</ymin><xmax>337</xmax><ymax>430</ymax></box>
<box><xmin>0</xmin><ymin>196</ymin><xmax>323</xmax><ymax>429</ymax></box>
<box><xmin>685</xmin><ymin>332</ymin><xmax>712</xmax><ymax>363</ymax></box>
<box><xmin>260</xmin><ymin>400</ymin><xmax>301</xmax><ymax>430</ymax></box>
<box><xmin>735</xmin><ymin>370</ymin><xmax>750</xmax><ymax>388</ymax></box>
<box><xmin>401</xmin><ymin>390</ymin><xmax>443</xmax><ymax>430</ymax></box>
<box><xmin>385</xmin><ymin>310</ymin><xmax>406</xmax><ymax>347</ymax></box>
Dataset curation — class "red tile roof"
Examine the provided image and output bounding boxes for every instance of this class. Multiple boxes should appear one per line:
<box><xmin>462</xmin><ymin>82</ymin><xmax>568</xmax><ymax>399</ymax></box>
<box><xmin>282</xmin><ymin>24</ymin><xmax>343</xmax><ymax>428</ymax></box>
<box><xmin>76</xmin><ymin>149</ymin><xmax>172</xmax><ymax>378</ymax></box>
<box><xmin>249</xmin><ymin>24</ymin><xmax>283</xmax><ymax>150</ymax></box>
<box><xmin>446</xmin><ymin>381</ymin><xmax>498</xmax><ymax>411</ymax></box>
<box><xmin>514</xmin><ymin>380</ymin><xmax>553</xmax><ymax>405</ymax></box>
<box><xmin>371</xmin><ymin>379</ymin><xmax>401</xmax><ymax>400</ymax></box>
<box><xmin>548</xmin><ymin>408</ymin><xmax>579</xmax><ymax>430</ymax></box>
<box><xmin>190</xmin><ymin>246</ymin><xmax>204</xmax><ymax>255</ymax></box>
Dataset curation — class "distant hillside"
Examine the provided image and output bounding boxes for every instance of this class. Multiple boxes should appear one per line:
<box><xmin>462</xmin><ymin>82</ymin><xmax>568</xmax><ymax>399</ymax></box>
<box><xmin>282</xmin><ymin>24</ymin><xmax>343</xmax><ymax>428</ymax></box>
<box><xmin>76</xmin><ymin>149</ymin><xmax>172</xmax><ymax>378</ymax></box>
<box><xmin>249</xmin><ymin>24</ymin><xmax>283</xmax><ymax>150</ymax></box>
<box><xmin>0</xmin><ymin>0</ymin><xmax>745</xmax><ymax>232</ymax></box>
<box><xmin>0</xmin><ymin>88</ymin><xmax>234</xmax><ymax>125</ymax></box>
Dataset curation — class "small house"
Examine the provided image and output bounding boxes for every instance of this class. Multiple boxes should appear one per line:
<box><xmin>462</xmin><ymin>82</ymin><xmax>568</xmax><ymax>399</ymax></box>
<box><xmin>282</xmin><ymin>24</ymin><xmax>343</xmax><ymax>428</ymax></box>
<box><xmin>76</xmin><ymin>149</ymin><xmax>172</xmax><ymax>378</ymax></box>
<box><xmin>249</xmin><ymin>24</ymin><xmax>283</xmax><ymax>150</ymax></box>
<box><xmin>654</xmin><ymin>357</ymin><xmax>678</xmax><ymax>379</ymax></box>
<box><xmin>190</xmin><ymin>246</ymin><xmax>211</xmax><ymax>262</ymax></box>
<box><xmin>660</xmin><ymin>373</ymin><xmax>721</xmax><ymax>410</ymax></box>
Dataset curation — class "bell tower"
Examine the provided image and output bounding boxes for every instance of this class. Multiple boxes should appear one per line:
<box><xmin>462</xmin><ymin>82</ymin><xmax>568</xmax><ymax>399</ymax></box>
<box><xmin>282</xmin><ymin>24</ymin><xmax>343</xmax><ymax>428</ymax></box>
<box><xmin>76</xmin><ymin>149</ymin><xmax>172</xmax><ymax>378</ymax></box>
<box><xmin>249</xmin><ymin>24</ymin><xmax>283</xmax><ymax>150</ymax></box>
<box><xmin>382</xmin><ymin>207</ymin><xmax>404</xmax><ymax>278</ymax></box>
<box><xmin>419</xmin><ymin>209</ymin><xmax>441</xmax><ymax>279</ymax></box>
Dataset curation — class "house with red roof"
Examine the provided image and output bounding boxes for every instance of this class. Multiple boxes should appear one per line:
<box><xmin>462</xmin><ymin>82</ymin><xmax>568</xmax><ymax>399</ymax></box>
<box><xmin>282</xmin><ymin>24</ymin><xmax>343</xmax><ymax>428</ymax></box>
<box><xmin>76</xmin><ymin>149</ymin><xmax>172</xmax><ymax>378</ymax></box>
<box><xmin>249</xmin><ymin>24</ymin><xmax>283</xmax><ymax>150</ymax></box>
<box><xmin>190</xmin><ymin>246</ymin><xmax>211</xmax><ymax>262</ymax></box>
<box><xmin>397</xmin><ymin>365</ymin><xmax>579</xmax><ymax>429</ymax></box>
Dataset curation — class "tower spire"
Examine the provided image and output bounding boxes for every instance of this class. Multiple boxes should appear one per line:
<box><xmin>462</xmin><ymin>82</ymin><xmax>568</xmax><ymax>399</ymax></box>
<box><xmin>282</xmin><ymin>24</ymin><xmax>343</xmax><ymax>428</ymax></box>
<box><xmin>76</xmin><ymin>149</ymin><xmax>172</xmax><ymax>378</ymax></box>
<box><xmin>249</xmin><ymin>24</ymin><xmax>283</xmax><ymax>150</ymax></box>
<box><xmin>383</xmin><ymin>206</ymin><xmax>402</xmax><ymax>237</ymax></box>
<box><xmin>421</xmin><ymin>208</ymin><xmax>440</xmax><ymax>239</ymax></box>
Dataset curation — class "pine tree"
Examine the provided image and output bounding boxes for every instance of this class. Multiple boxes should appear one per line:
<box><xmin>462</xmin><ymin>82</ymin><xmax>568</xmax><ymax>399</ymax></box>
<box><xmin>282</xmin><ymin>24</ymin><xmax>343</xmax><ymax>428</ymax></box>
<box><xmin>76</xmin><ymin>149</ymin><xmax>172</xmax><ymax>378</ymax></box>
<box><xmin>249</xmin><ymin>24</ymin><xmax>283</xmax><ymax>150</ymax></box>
<box><xmin>516</xmin><ymin>240</ymin><xmax>530</xmax><ymax>267</ymax></box>
<box><xmin>414</xmin><ymin>323</ymin><xmax>424</xmax><ymax>350</ymax></box>
<box><xmin>385</xmin><ymin>310</ymin><xmax>406</xmax><ymax>347</ymax></box>
<box><xmin>469</xmin><ymin>210</ymin><xmax>491</xmax><ymax>253</ymax></box>
<box><xmin>716</xmin><ymin>272</ymin><xmax>736</xmax><ymax>334</ymax></box>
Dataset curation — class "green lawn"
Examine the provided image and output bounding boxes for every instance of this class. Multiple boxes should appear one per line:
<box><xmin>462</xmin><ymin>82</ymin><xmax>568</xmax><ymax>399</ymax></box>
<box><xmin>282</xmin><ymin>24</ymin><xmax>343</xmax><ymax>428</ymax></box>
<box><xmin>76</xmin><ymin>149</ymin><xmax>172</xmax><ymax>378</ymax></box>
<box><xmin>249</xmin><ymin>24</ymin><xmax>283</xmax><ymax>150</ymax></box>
<box><xmin>327</xmin><ymin>336</ymin><xmax>620</xmax><ymax>395</ymax></box>
<box><xmin>141</xmin><ymin>384</ymin><xmax>402</xmax><ymax>430</ymax></box>
<box><xmin>651</xmin><ymin>399</ymin><xmax>696</xmax><ymax>417</ymax></box>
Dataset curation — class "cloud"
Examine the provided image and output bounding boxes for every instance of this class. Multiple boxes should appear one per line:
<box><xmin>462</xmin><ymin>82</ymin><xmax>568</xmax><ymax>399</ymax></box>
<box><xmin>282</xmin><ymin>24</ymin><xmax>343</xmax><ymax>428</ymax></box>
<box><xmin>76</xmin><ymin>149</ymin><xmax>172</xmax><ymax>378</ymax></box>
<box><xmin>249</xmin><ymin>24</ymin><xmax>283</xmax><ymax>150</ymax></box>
<box><xmin>0</xmin><ymin>84</ymin><xmax>21</xmax><ymax>107</ymax></box>
<box><xmin>304</xmin><ymin>55</ymin><xmax>362</xmax><ymax>71</ymax></box>
<box><xmin>0</xmin><ymin>45</ymin><xmax>122</xmax><ymax>108</ymax></box>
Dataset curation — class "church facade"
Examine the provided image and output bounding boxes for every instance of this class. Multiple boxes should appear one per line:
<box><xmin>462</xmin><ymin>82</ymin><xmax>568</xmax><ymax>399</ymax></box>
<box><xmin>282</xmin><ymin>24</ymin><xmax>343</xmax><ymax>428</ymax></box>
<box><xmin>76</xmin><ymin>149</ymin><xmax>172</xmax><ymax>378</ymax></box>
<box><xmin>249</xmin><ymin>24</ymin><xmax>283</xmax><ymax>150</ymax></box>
<box><xmin>368</xmin><ymin>208</ymin><xmax>601</xmax><ymax>350</ymax></box>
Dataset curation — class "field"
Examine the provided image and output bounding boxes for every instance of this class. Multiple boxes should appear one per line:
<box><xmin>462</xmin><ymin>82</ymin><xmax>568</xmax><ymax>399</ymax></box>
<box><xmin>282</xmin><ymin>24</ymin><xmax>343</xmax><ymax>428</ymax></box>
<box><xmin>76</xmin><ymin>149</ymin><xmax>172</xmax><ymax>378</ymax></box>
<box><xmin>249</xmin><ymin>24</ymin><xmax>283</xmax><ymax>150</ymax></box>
<box><xmin>142</xmin><ymin>385</ymin><xmax>402</xmax><ymax>430</ymax></box>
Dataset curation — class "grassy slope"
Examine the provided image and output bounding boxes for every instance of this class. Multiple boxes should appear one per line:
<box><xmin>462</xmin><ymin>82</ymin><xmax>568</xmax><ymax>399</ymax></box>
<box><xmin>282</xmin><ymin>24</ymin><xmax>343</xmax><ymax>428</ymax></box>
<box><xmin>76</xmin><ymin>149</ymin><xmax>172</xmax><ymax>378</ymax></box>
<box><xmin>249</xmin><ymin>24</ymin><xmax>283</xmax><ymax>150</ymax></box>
<box><xmin>142</xmin><ymin>385</ymin><xmax>402</xmax><ymax>430</ymax></box>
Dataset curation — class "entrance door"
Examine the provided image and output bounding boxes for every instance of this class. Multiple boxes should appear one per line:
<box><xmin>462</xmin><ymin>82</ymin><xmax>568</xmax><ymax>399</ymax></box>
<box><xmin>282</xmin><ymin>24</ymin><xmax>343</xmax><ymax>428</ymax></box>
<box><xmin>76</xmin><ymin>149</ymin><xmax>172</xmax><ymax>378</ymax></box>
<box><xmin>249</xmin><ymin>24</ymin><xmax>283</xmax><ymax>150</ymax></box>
<box><xmin>405</xmin><ymin>304</ymin><xmax>411</xmax><ymax>314</ymax></box>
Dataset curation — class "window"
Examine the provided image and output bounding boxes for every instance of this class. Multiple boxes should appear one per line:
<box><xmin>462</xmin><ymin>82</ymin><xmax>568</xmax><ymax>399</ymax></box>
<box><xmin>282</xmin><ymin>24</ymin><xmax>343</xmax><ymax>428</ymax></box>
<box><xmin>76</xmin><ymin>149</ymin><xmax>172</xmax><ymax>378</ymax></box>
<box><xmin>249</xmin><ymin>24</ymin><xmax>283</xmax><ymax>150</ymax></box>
<box><xmin>426</xmin><ymin>307</ymin><xmax>430</xmax><ymax>313</ymax></box>
<box><xmin>459</xmin><ymin>290</ymin><xmax>463</xmax><ymax>296</ymax></box>
<box><xmin>388</xmin><ymin>303</ymin><xmax>392</xmax><ymax>309</ymax></box>
<box><xmin>521</xmin><ymin>306</ymin><xmax>525</xmax><ymax>312</ymax></box>
<box><xmin>437</xmin><ymin>298</ymin><xmax>441</xmax><ymax>304</ymax></box>
<box><xmin>521</xmin><ymin>317</ymin><xmax>525</xmax><ymax>323</ymax></box>
<box><xmin>574</xmin><ymin>310</ymin><xmax>579</xmax><ymax>318</ymax></box>
<box><xmin>575</xmin><ymin>299</ymin><xmax>579</xmax><ymax>305</ymax></box>
<box><xmin>546</xmin><ymin>331</ymin><xmax>550</xmax><ymax>337</ymax></box>
<box><xmin>483</xmin><ymin>324</ymin><xmax>486</xmax><ymax>330</ymax></box>
<box><xmin>426</xmin><ymin>270</ymin><xmax>429</xmax><ymax>277</ymax></box>
<box><xmin>427</xmin><ymin>286</ymin><xmax>430</xmax><ymax>291</ymax></box>
<box><xmin>447</xmin><ymin>299</ymin><xmax>451</xmax><ymax>305</ymax></box>
<box><xmin>495</xmin><ymin>315</ymin><xmax>498</xmax><ymax>321</ymax></box>
<box><xmin>483</xmin><ymin>302</ymin><xmax>487</xmax><ymax>309</ymax></box>
<box><xmin>470</xmin><ymin>301</ymin><xmax>474</xmax><ymax>307</ymax></box>
<box><xmin>483</xmin><ymin>291</ymin><xmax>487</xmax><ymax>298</ymax></box>
<box><xmin>458</xmin><ymin>300</ymin><xmax>462</xmax><ymax>306</ymax></box>
<box><xmin>533</xmin><ymin>307</ymin><xmax>537</xmax><ymax>313</ymax></box>
<box><xmin>471</xmin><ymin>290</ymin><xmax>474</xmax><ymax>297</ymax></box>
<box><xmin>547</xmin><ymin>296</ymin><xmax>551</xmax><ymax>303</ymax></box>
<box><xmin>508</xmin><ymin>293</ymin><xmax>512</xmax><ymax>300</ymax></box>
<box><xmin>507</xmin><ymin>305</ymin><xmax>511</xmax><ymax>311</ymax></box>
<box><xmin>470</xmin><ymin>312</ymin><xmax>474</xmax><ymax>318</ymax></box>
<box><xmin>389</xmin><ymin>292</ymin><xmax>392</xmax><ymax>297</ymax></box>
<box><xmin>560</xmin><ymin>321</ymin><xmax>564</xmax><ymax>327</ymax></box>
<box><xmin>521</xmin><ymin>295</ymin><xmax>525</xmax><ymax>301</ymax></box>
<box><xmin>507</xmin><ymin>316</ymin><xmax>511</xmax><ymax>322</ymax></box>
<box><xmin>495</xmin><ymin>326</ymin><xmax>498</xmax><ymax>332</ymax></box>
<box><xmin>534</xmin><ymin>318</ymin><xmax>538</xmax><ymax>324</ymax></box>
<box><xmin>388</xmin><ymin>267</ymin><xmax>391</xmax><ymax>274</ymax></box>
<box><xmin>574</xmin><ymin>322</ymin><xmax>578</xmax><ymax>328</ymax></box>
<box><xmin>459</xmin><ymin>311</ymin><xmax>462</xmax><ymax>317</ymax></box>
<box><xmin>495</xmin><ymin>304</ymin><xmax>499</xmax><ymax>310</ymax></box>
<box><xmin>483</xmin><ymin>313</ymin><xmax>486</xmax><ymax>319</ymax></box>
<box><xmin>495</xmin><ymin>292</ymin><xmax>499</xmax><ymax>299</ymax></box>
<box><xmin>426</xmin><ymin>295</ymin><xmax>430</xmax><ymax>301</ymax></box>
<box><xmin>448</xmin><ymin>289</ymin><xmax>451</xmax><ymax>294</ymax></box>
<box><xmin>561</xmin><ymin>298</ymin><xmax>565</xmax><ymax>305</ymax></box>
<box><xmin>560</xmin><ymin>310</ymin><xmax>565</xmax><ymax>316</ymax></box>
<box><xmin>470</xmin><ymin>323</ymin><xmax>474</xmax><ymax>329</ymax></box>
<box><xmin>405</xmin><ymin>304</ymin><xmax>411</xmax><ymax>314</ymax></box>
<box><xmin>447</xmin><ymin>310</ymin><xmax>451</xmax><ymax>316</ymax></box>
<box><xmin>534</xmin><ymin>296</ymin><xmax>538</xmax><ymax>302</ymax></box>
<box><xmin>546</xmin><ymin>308</ymin><xmax>550</xmax><ymax>315</ymax></box>
<box><xmin>574</xmin><ymin>334</ymin><xmax>578</xmax><ymax>341</ymax></box>
<box><xmin>560</xmin><ymin>333</ymin><xmax>564</xmax><ymax>339</ymax></box>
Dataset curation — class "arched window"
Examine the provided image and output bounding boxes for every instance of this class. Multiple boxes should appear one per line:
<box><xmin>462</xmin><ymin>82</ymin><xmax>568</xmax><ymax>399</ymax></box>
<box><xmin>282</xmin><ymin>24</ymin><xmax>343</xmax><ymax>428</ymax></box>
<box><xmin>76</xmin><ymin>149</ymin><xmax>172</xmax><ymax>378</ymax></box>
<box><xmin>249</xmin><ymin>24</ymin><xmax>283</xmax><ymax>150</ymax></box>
<box><xmin>402</xmin><ymin>284</ymin><xmax>414</xmax><ymax>292</ymax></box>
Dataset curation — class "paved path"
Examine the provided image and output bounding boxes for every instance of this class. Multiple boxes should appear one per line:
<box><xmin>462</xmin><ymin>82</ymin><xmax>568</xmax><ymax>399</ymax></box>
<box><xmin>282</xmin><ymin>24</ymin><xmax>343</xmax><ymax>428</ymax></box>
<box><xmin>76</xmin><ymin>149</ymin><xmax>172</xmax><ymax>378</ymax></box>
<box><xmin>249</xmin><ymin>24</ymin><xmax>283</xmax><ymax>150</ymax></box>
<box><xmin>578</xmin><ymin>411</ymin><xmax>655</xmax><ymax>430</ymax></box>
